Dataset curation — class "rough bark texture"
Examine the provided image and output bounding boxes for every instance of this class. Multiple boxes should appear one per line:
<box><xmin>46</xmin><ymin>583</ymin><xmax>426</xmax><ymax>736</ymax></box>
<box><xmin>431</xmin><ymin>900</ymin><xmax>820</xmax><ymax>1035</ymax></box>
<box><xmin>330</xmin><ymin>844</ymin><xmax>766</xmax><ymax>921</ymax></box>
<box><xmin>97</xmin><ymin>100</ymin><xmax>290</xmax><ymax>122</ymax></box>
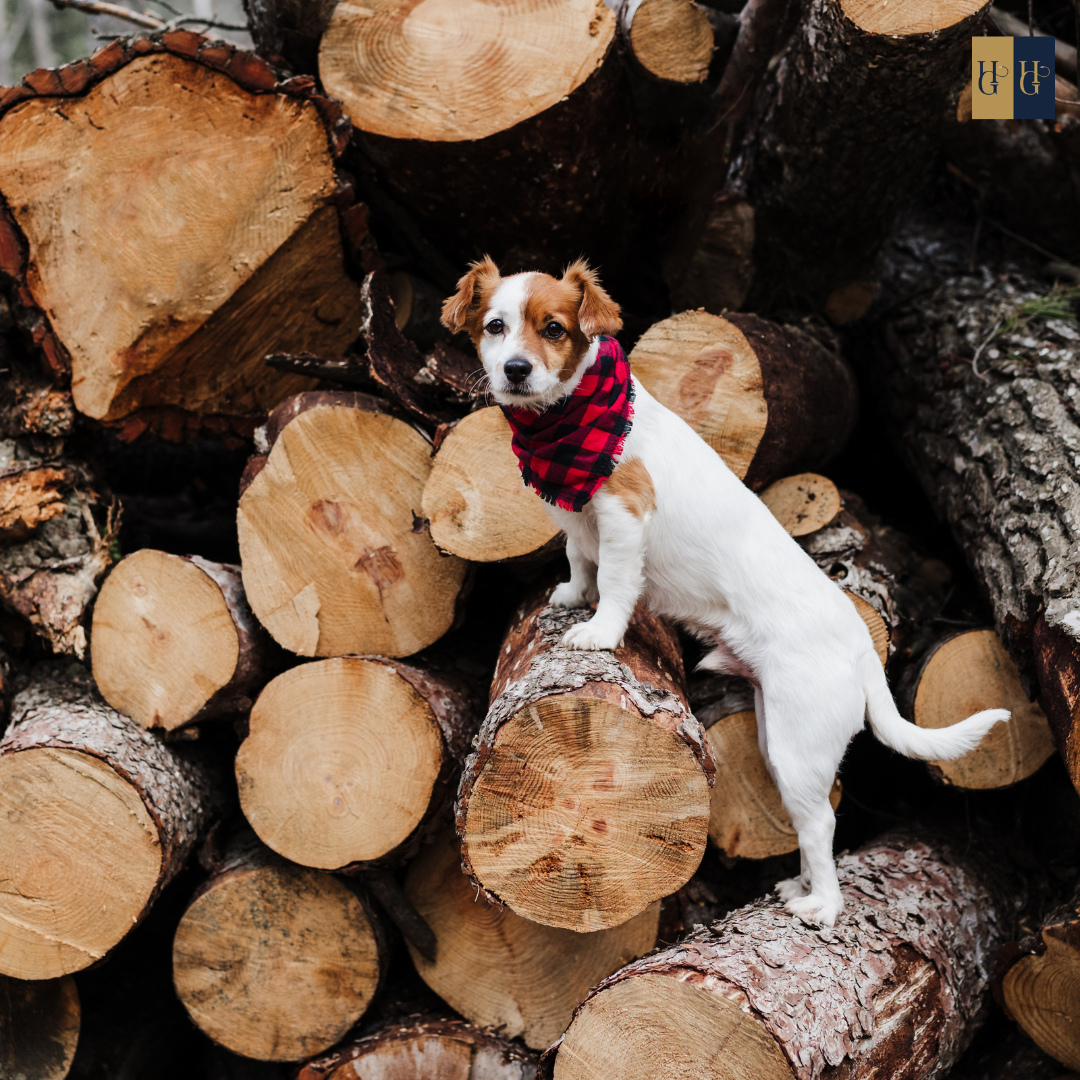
<box><xmin>0</xmin><ymin>31</ymin><xmax>367</xmax><ymax>434</ymax></box>
<box><xmin>0</xmin><ymin>439</ymin><xmax>116</xmax><ymax>658</ymax></box>
<box><xmin>172</xmin><ymin>830</ymin><xmax>387</xmax><ymax>1062</ymax></box>
<box><xmin>541</xmin><ymin>832</ymin><xmax>1016</xmax><ymax>1080</ymax></box>
<box><xmin>298</xmin><ymin>1015</ymin><xmax>538</xmax><ymax>1080</ymax></box>
<box><xmin>242</xmin><ymin>0</ymin><xmax>339</xmax><ymax>73</ymax></box>
<box><xmin>0</xmin><ymin>973</ymin><xmax>80</xmax><ymax>1080</ymax></box>
<box><xmin>871</xmin><ymin>244</ymin><xmax>1080</xmax><ymax>790</ymax></box>
<box><xmin>628</xmin><ymin>310</ymin><xmax>858</xmax><ymax>490</ymax></box>
<box><xmin>0</xmin><ymin>661</ymin><xmax>223</xmax><ymax>978</ymax></box>
<box><xmin>455</xmin><ymin>586</ymin><xmax>714</xmax><ymax>931</ymax></box>
<box><xmin>729</xmin><ymin>0</ymin><xmax>988</xmax><ymax>311</ymax></box>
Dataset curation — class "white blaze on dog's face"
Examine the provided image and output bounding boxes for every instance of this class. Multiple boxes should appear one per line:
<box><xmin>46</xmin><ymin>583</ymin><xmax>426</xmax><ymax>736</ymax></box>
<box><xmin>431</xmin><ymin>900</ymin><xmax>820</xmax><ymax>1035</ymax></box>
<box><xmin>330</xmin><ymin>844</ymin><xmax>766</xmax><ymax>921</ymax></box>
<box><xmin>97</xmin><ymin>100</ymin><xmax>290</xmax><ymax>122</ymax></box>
<box><xmin>440</xmin><ymin>256</ymin><xmax>623</xmax><ymax>409</ymax></box>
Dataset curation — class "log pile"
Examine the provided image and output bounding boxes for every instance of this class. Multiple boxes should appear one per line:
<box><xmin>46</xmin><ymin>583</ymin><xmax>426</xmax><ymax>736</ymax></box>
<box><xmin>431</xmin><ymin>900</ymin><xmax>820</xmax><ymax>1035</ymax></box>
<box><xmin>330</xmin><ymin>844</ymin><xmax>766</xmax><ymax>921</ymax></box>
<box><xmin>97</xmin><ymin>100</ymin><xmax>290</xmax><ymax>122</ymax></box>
<box><xmin>0</xmin><ymin>1</ymin><xmax>1079</xmax><ymax>1076</ymax></box>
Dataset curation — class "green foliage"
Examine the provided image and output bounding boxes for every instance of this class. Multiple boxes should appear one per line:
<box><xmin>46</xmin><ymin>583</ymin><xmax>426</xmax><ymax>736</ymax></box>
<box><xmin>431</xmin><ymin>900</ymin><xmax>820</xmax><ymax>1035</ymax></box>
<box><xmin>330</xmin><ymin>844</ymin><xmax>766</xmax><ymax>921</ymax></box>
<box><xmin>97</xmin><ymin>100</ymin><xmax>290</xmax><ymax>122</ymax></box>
<box><xmin>998</xmin><ymin>285</ymin><xmax>1080</xmax><ymax>339</ymax></box>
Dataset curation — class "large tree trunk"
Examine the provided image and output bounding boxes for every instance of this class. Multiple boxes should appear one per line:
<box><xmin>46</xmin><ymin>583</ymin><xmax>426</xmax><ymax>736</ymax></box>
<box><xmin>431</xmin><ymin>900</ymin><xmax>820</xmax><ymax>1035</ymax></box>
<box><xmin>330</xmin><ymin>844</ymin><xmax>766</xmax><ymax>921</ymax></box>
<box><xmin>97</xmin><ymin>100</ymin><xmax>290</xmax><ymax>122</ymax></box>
<box><xmin>242</xmin><ymin>0</ymin><xmax>339</xmax><ymax>74</ymax></box>
<box><xmin>172</xmin><ymin>831</ymin><xmax>387</xmax><ymax>1063</ymax></box>
<box><xmin>318</xmin><ymin>0</ymin><xmax>634</xmax><ymax>275</ymax></box>
<box><xmin>0</xmin><ymin>661</ymin><xmax>223</xmax><ymax>979</ymax></box>
<box><xmin>871</xmin><ymin>241</ymin><xmax>1080</xmax><ymax>795</ymax></box>
<box><xmin>236</xmin><ymin>654</ymin><xmax>480</xmax><ymax>871</ymax></box>
<box><xmin>0</xmin><ymin>973</ymin><xmax>80</xmax><ymax>1080</ymax></box>
<box><xmin>541</xmin><ymin>831</ymin><xmax>1016</xmax><ymax>1080</ymax></box>
<box><xmin>237</xmin><ymin>391</ymin><xmax>469</xmax><ymax>657</ymax></box>
<box><xmin>628</xmin><ymin>311</ymin><xmax>857</xmax><ymax>490</ymax></box>
<box><xmin>0</xmin><ymin>33</ymin><xmax>373</xmax><ymax>431</ymax></box>
<box><xmin>90</xmin><ymin>550</ymin><xmax>276</xmax><ymax>731</ymax></box>
<box><xmin>456</xmin><ymin>585</ymin><xmax>714</xmax><ymax>933</ymax></box>
<box><xmin>297</xmin><ymin>1016</ymin><xmax>538</xmax><ymax>1080</ymax></box>
<box><xmin>402</xmin><ymin>827</ymin><xmax>660</xmax><ymax>1049</ymax></box>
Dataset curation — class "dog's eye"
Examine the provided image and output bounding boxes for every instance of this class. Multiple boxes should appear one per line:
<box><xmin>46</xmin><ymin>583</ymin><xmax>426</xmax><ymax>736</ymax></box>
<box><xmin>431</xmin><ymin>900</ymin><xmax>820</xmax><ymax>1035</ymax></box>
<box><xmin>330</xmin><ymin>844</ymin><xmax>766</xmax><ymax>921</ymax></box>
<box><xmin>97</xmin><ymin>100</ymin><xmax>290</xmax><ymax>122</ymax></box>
<box><xmin>542</xmin><ymin>322</ymin><xmax>564</xmax><ymax>339</ymax></box>
<box><xmin>485</xmin><ymin>319</ymin><xmax>504</xmax><ymax>335</ymax></box>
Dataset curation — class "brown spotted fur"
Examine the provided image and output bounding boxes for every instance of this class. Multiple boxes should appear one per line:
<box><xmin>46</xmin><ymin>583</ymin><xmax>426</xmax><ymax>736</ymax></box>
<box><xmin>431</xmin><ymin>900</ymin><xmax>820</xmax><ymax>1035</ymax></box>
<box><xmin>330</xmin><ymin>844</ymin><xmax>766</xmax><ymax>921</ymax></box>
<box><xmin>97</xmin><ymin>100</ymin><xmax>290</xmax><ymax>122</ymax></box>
<box><xmin>606</xmin><ymin>458</ymin><xmax>656</xmax><ymax>519</ymax></box>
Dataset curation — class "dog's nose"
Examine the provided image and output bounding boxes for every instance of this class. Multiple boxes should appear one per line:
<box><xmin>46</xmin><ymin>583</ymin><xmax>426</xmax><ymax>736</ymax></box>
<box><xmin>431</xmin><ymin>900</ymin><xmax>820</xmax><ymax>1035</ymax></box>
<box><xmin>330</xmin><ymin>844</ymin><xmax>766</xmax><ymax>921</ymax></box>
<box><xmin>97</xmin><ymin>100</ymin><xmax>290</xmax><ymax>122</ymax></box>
<box><xmin>504</xmin><ymin>358</ymin><xmax>532</xmax><ymax>384</ymax></box>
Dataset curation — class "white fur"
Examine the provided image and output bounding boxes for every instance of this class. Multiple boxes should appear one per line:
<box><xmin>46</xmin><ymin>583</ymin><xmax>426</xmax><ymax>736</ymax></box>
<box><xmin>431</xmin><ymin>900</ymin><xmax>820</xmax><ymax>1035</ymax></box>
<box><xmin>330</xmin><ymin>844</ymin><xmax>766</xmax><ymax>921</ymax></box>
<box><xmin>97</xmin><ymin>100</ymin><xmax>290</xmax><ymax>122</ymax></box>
<box><xmin>479</xmin><ymin>320</ymin><xmax>1009</xmax><ymax>929</ymax></box>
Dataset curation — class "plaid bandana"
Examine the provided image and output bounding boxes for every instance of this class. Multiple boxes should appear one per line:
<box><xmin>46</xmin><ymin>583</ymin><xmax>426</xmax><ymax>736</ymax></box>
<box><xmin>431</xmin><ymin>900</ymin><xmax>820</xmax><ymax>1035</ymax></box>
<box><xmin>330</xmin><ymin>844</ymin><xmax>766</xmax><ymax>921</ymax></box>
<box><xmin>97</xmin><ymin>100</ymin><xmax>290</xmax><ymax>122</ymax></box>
<box><xmin>500</xmin><ymin>337</ymin><xmax>634</xmax><ymax>512</ymax></box>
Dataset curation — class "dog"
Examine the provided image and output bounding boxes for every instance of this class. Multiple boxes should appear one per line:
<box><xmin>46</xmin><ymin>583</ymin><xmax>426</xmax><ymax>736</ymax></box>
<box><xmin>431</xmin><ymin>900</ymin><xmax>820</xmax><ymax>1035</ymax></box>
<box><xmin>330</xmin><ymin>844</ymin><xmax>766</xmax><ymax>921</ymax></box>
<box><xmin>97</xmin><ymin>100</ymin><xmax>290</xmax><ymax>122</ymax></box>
<box><xmin>441</xmin><ymin>256</ymin><xmax>1008</xmax><ymax>927</ymax></box>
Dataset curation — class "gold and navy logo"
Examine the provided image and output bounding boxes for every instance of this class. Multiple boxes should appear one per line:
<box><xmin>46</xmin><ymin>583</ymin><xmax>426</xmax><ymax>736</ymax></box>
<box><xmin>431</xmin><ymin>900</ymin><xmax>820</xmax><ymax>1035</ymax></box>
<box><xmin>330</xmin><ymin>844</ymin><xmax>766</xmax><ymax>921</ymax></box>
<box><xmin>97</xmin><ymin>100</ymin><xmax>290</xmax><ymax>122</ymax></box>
<box><xmin>972</xmin><ymin>36</ymin><xmax>1056</xmax><ymax>119</ymax></box>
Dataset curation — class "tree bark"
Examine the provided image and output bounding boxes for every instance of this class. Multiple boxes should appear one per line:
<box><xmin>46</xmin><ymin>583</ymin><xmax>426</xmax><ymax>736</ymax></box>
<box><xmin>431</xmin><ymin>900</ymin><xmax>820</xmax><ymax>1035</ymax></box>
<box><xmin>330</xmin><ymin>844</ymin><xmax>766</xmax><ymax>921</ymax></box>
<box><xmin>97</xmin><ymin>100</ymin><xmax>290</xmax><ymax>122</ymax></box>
<box><xmin>91</xmin><ymin>550</ymin><xmax>276</xmax><ymax>731</ymax></box>
<box><xmin>0</xmin><ymin>32</ymin><xmax>370</xmax><ymax>430</ymax></box>
<box><xmin>996</xmin><ymin>879</ymin><xmax>1080</xmax><ymax>1074</ymax></box>
<box><xmin>297</xmin><ymin>1016</ymin><xmax>538</xmax><ymax>1080</ymax></box>
<box><xmin>0</xmin><ymin>973</ymin><xmax>80</xmax><ymax>1080</ymax></box>
<box><xmin>236</xmin><ymin>654</ymin><xmax>480</xmax><ymax>871</ymax></box>
<box><xmin>0</xmin><ymin>660</ymin><xmax>223</xmax><ymax>979</ymax></box>
<box><xmin>541</xmin><ymin>831</ymin><xmax>1016</xmax><ymax>1080</ymax></box>
<box><xmin>319</xmin><ymin>0</ymin><xmax>634</xmax><ymax>274</ymax></box>
<box><xmin>237</xmin><ymin>390</ymin><xmax>469</xmax><ymax>657</ymax></box>
<box><xmin>172</xmin><ymin>829</ymin><xmax>388</xmax><ymax>1063</ymax></box>
<box><xmin>456</xmin><ymin>584</ymin><xmax>714</xmax><ymax>933</ymax></box>
<box><xmin>242</xmin><ymin>0</ymin><xmax>338</xmax><ymax>73</ymax></box>
<box><xmin>420</xmin><ymin>406</ymin><xmax>561</xmax><ymax>563</ymax></box>
<box><xmin>870</xmin><ymin>247</ymin><xmax>1080</xmax><ymax>796</ymax></box>
<box><xmin>628</xmin><ymin>311</ymin><xmax>857</xmax><ymax>490</ymax></box>
<box><xmin>403</xmin><ymin>827</ymin><xmax>660</xmax><ymax>1049</ymax></box>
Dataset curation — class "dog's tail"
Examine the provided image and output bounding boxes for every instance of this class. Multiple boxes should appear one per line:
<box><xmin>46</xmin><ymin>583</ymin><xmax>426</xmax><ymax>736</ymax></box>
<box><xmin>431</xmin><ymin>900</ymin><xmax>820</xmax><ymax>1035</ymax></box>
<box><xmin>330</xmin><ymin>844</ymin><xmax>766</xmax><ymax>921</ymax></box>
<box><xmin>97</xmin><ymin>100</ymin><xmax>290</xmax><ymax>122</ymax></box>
<box><xmin>862</xmin><ymin>656</ymin><xmax>1008</xmax><ymax>760</ymax></box>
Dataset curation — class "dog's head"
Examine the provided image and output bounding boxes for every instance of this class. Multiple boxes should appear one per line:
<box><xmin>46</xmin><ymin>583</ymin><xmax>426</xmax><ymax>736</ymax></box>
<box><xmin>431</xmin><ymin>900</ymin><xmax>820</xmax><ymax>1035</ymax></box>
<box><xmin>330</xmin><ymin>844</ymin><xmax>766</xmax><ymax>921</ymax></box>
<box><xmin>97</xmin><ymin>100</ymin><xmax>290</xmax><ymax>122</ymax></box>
<box><xmin>440</xmin><ymin>257</ymin><xmax>622</xmax><ymax>409</ymax></box>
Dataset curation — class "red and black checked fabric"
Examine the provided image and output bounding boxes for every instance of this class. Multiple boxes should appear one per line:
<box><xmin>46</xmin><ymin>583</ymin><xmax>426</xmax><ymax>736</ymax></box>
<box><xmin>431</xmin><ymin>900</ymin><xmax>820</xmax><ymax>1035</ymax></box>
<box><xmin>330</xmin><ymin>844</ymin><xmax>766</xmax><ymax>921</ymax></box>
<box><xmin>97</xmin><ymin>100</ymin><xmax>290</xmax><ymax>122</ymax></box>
<box><xmin>500</xmin><ymin>336</ymin><xmax>634</xmax><ymax>512</ymax></box>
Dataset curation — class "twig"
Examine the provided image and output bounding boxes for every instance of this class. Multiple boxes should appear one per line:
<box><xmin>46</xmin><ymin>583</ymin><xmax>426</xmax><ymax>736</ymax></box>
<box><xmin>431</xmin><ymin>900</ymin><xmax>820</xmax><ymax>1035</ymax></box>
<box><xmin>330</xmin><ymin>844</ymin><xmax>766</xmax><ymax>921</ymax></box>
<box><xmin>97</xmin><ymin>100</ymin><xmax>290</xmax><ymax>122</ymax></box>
<box><xmin>971</xmin><ymin>317</ymin><xmax>1003</xmax><ymax>380</ymax></box>
<box><xmin>48</xmin><ymin>0</ymin><xmax>164</xmax><ymax>30</ymax></box>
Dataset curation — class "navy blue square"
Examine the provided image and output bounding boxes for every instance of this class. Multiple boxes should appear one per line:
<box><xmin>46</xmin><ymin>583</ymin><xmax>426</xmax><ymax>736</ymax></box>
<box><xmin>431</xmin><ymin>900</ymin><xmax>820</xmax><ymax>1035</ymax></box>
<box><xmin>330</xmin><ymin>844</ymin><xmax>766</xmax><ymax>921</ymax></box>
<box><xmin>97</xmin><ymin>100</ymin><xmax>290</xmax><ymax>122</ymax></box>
<box><xmin>1014</xmin><ymin>36</ymin><xmax>1056</xmax><ymax>119</ymax></box>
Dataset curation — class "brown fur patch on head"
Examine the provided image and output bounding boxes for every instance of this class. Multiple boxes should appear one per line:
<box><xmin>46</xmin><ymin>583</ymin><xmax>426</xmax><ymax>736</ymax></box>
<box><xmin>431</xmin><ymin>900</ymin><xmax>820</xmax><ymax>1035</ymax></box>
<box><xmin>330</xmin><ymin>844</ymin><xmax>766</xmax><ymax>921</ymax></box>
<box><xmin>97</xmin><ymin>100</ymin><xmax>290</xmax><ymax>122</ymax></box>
<box><xmin>521</xmin><ymin>274</ymin><xmax>594</xmax><ymax>382</ymax></box>
<box><xmin>563</xmin><ymin>259</ymin><xmax>623</xmax><ymax>339</ymax></box>
<box><xmin>440</xmin><ymin>256</ymin><xmax>501</xmax><ymax>340</ymax></box>
<box><xmin>606</xmin><ymin>458</ymin><xmax>655</xmax><ymax>520</ymax></box>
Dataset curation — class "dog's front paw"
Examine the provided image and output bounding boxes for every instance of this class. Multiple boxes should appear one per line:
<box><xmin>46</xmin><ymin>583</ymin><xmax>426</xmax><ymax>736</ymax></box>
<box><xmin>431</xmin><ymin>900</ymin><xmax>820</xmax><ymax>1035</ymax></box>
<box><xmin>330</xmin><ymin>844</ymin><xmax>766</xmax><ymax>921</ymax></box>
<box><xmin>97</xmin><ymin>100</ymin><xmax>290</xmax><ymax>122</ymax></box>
<box><xmin>775</xmin><ymin>876</ymin><xmax>809</xmax><ymax>903</ymax></box>
<box><xmin>550</xmin><ymin>582</ymin><xmax>595</xmax><ymax>609</ymax></box>
<box><xmin>561</xmin><ymin>619</ymin><xmax>623</xmax><ymax>652</ymax></box>
<box><xmin>785</xmin><ymin>891</ymin><xmax>844</xmax><ymax>928</ymax></box>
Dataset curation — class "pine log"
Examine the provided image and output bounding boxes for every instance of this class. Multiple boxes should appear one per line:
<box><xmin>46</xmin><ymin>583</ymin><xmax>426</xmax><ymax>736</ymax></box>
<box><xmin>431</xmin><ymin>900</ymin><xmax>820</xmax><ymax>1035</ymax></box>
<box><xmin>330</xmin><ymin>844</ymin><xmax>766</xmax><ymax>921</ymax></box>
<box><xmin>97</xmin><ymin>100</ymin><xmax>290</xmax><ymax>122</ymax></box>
<box><xmin>172</xmin><ymin>832</ymin><xmax>386</xmax><ymax>1062</ymax></box>
<box><xmin>456</xmin><ymin>586</ymin><xmax>714</xmax><ymax>932</ymax></box>
<box><xmin>91</xmin><ymin>550</ymin><xmax>275</xmax><ymax>731</ymax></box>
<box><xmin>719</xmin><ymin>0</ymin><xmax>986</xmax><ymax>312</ymax></box>
<box><xmin>242</xmin><ymin>0</ymin><xmax>338</xmax><ymax>73</ymax></box>
<box><xmin>387</xmin><ymin>270</ymin><xmax>457</xmax><ymax>350</ymax></box>
<box><xmin>541</xmin><ymin>831</ymin><xmax>1015</xmax><ymax>1080</ymax></box>
<box><xmin>628</xmin><ymin>311</ymin><xmax>857</xmax><ymax>490</ymax></box>
<box><xmin>998</xmin><ymin>881</ymin><xmax>1080</xmax><ymax>1073</ymax></box>
<box><xmin>0</xmin><ymin>974</ymin><xmax>80</xmax><ymax>1080</ymax></box>
<box><xmin>871</xmin><ymin>252</ymin><xmax>1080</xmax><ymax>795</ymax></box>
<box><xmin>237</xmin><ymin>391</ymin><xmax>468</xmax><ymax>657</ymax></box>
<box><xmin>903</xmin><ymin>630</ymin><xmax>1055</xmax><ymax>790</ymax></box>
<box><xmin>0</xmin><ymin>34</ymin><xmax>368</xmax><ymax>425</ymax></box>
<box><xmin>0</xmin><ymin>441</ymin><xmax>116</xmax><ymax>658</ymax></box>
<box><xmin>619</xmin><ymin>0</ymin><xmax>718</xmax><ymax>85</ymax></box>
<box><xmin>691</xmin><ymin>674</ymin><xmax>842</xmax><ymax>860</ymax></box>
<box><xmin>236</xmin><ymin>654</ymin><xmax>479</xmax><ymax>870</ymax></box>
<box><xmin>319</xmin><ymin>0</ymin><xmax>634</xmax><ymax>272</ymax></box>
<box><xmin>298</xmin><ymin>1016</ymin><xmax>538</xmax><ymax>1080</ymax></box>
<box><xmin>0</xmin><ymin>661</ymin><xmax>222</xmax><ymax>979</ymax></box>
<box><xmin>403</xmin><ymin>828</ymin><xmax>660</xmax><ymax>1048</ymax></box>
<box><xmin>421</xmin><ymin>406</ymin><xmax>560</xmax><ymax>563</ymax></box>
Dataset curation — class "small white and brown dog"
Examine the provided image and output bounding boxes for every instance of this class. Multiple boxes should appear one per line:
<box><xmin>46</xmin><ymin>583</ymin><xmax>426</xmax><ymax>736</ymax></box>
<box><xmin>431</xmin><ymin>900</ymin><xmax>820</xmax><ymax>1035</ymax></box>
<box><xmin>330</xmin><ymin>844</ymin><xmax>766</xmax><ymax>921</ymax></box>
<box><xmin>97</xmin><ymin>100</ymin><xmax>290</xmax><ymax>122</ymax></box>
<box><xmin>442</xmin><ymin>256</ymin><xmax>1008</xmax><ymax>927</ymax></box>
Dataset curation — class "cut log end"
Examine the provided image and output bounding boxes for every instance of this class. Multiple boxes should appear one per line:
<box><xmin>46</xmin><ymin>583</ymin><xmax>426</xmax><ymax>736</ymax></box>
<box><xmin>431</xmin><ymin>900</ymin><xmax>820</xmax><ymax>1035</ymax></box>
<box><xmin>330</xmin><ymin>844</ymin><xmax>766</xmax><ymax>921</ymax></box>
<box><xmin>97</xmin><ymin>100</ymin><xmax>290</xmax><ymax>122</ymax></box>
<box><xmin>840</xmin><ymin>0</ymin><xmax>986</xmax><ymax>36</ymax></box>
<box><xmin>421</xmin><ymin>406</ymin><xmax>558</xmax><ymax>562</ymax></box>
<box><xmin>760</xmin><ymin>472</ymin><xmax>842</xmax><ymax>536</ymax></box>
<box><xmin>319</xmin><ymin>0</ymin><xmax>616</xmax><ymax>142</ymax></box>
<box><xmin>0</xmin><ymin>973</ymin><xmax>80</xmax><ymax>1080</ymax></box>
<box><xmin>847</xmin><ymin>591</ymin><xmax>890</xmax><ymax>667</ymax></box>
<box><xmin>627</xmin><ymin>0</ymin><xmax>715</xmax><ymax>84</ymax></box>
<box><xmin>91</xmin><ymin>550</ymin><xmax>241</xmax><ymax>729</ymax></box>
<box><xmin>173</xmin><ymin>861</ymin><xmax>381</xmax><ymax>1061</ymax></box>
<box><xmin>405</xmin><ymin>829</ymin><xmax>659</xmax><ymax>1048</ymax></box>
<box><xmin>554</xmin><ymin>973</ymin><xmax>793</xmax><ymax>1080</ymax></box>
<box><xmin>914</xmin><ymin>630</ymin><xmax>1055</xmax><ymax>789</ymax></box>
<box><xmin>238</xmin><ymin>398</ymin><xmax>467</xmax><ymax>657</ymax></box>
<box><xmin>0</xmin><ymin>747</ymin><xmax>162</xmax><ymax>979</ymax></box>
<box><xmin>464</xmin><ymin>695</ymin><xmax>710</xmax><ymax>932</ymax></box>
<box><xmin>236</xmin><ymin>657</ymin><xmax>445</xmax><ymax>869</ymax></box>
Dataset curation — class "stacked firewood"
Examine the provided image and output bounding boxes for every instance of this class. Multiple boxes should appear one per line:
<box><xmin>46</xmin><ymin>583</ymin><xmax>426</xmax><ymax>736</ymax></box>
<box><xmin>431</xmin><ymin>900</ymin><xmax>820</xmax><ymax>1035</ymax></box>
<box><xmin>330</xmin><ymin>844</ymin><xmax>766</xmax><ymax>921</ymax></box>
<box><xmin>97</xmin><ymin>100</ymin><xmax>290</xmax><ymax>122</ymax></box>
<box><xmin>1</xmin><ymin>1</ymin><xmax>1079</xmax><ymax>1078</ymax></box>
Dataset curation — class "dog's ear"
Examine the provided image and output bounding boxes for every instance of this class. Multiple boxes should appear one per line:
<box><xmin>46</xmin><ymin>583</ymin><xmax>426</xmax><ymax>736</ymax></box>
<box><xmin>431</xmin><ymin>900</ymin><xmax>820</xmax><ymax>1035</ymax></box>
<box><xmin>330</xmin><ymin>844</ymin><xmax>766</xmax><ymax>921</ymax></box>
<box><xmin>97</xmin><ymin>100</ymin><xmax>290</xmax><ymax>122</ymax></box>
<box><xmin>441</xmin><ymin>256</ymin><xmax>501</xmax><ymax>334</ymax></box>
<box><xmin>563</xmin><ymin>258</ymin><xmax>622</xmax><ymax>339</ymax></box>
